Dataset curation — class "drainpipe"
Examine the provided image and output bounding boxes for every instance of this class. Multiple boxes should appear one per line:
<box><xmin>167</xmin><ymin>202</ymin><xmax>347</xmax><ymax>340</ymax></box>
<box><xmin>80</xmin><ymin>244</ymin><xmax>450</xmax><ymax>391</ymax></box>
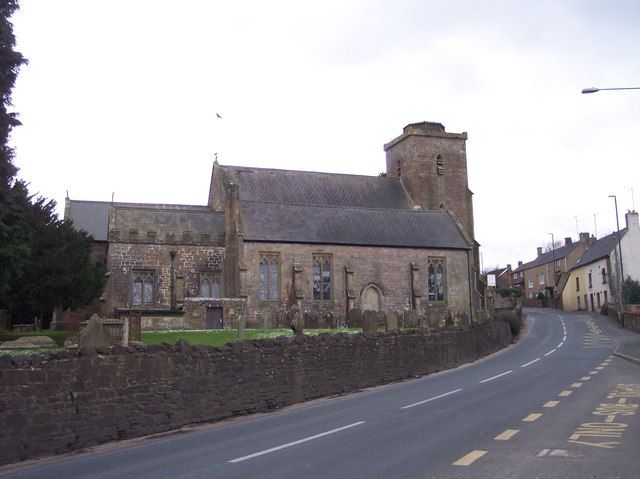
<box><xmin>467</xmin><ymin>249</ymin><xmax>474</xmax><ymax>322</ymax></box>
<box><xmin>170</xmin><ymin>250</ymin><xmax>177</xmax><ymax>310</ymax></box>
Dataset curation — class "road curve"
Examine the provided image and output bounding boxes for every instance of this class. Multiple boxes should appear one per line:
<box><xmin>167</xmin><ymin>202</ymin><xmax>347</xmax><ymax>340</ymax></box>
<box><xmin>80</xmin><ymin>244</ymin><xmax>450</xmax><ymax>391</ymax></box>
<box><xmin>2</xmin><ymin>309</ymin><xmax>638</xmax><ymax>479</ymax></box>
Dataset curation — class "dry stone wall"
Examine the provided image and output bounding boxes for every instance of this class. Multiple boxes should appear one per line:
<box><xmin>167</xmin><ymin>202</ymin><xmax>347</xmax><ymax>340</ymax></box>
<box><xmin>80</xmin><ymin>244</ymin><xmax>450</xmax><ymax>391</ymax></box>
<box><xmin>0</xmin><ymin>320</ymin><xmax>512</xmax><ymax>465</ymax></box>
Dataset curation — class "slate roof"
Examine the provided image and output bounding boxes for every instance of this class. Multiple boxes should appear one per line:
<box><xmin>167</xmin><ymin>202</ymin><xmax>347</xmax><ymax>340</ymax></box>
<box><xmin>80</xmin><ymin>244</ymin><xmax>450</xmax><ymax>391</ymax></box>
<box><xmin>513</xmin><ymin>241</ymin><xmax>583</xmax><ymax>272</ymax></box>
<box><xmin>221</xmin><ymin>165</ymin><xmax>412</xmax><ymax>210</ymax></box>
<box><xmin>240</xmin><ymin>201</ymin><xmax>470</xmax><ymax>249</ymax></box>
<box><xmin>572</xmin><ymin>229</ymin><xmax>627</xmax><ymax>269</ymax></box>
<box><xmin>66</xmin><ymin>200</ymin><xmax>110</xmax><ymax>241</ymax></box>
<box><xmin>66</xmin><ymin>200</ymin><xmax>221</xmax><ymax>242</ymax></box>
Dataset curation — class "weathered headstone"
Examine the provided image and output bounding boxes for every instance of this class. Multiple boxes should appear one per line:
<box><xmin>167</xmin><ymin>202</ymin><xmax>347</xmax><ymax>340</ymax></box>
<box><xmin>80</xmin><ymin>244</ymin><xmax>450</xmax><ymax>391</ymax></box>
<box><xmin>426</xmin><ymin>309</ymin><xmax>441</xmax><ymax>329</ymax></box>
<box><xmin>0</xmin><ymin>336</ymin><xmax>57</xmax><ymax>349</ymax></box>
<box><xmin>304</xmin><ymin>311</ymin><xmax>319</xmax><ymax>329</ymax></box>
<box><xmin>323</xmin><ymin>312</ymin><xmax>335</xmax><ymax>329</ymax></box>
<box><xmin>385</xmin><ymin>311</ymin><xmax>398</xmax><ymax>332</ymax></box>
<box><xmin>445</xmin><ymin>309</ymin><xmax>454</xmax><ymax>327</ymax></box>
<box><xmin>458</xmin><ymin>309</ymin><xmax>470</xmax><ymax>328</ymax></box>
<box><xmin>347</xmin><ymin>308</ymin><xmax>362</xmax><ymax>328</ymax></box>
<box><xmin>78</xmin><ymin>314</ymin><xmax>110</xmax><ymax>349</ymax></box>
<box><xmin>402</xmin><ymin>309</ymin><xmax>420</xmax><ymax>329</ymax></box>
<box><xmin>362</xmin><ymin>310</ymin><xmax>378</xmax><ymax>333</ymax></box>
<box><xmin>260</xmin><ymin>308</ymin><xmax>273</xmax><ymax>329</ymax></box>
<box><xmin>276</xmin><ymin>310</ymin><xmax>288</xmax><ymax>328</ymax></box>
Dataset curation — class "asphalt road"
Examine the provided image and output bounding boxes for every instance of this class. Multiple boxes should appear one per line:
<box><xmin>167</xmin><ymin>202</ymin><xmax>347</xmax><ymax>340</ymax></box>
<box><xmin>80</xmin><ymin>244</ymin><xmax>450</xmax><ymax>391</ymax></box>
<box><xmin>2</xmin><ymin>309</ymin><xmax>639</xmax><ymax>478</ymax></box>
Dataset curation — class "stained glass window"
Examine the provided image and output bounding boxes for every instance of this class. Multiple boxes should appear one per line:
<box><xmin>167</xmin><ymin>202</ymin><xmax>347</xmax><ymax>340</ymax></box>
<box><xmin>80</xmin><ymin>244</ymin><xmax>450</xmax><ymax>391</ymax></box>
<box><xmin>427</xmin><ymin>258</ymin><xmax>446</xmax><ymax>302</ymax></box>
<box><xmin>132</xmin><ymin>271</ymin><xmax>155</xmax><ymax>306</ymax></box>
<box><xmin>312</xmin><ymin>255</ymin><xmax>332</xmax><ymax>301</ymax></box>
<box><xmin>199</xmin><ymin>272</ymin><xmax>220</xmax><ymax>298</ymax></box>
<box><xmin>259</xmin><ymin>253</ymin><xmax>280</xmax><ymax>301</ymax></box>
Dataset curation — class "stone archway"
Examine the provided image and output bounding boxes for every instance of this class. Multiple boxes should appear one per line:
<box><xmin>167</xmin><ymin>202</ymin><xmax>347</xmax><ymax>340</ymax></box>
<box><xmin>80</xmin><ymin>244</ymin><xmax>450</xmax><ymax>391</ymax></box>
<box><xmin>360</xmin><ymin>284</ymin><xmax>383</xmax><ymax>312</ymax></box>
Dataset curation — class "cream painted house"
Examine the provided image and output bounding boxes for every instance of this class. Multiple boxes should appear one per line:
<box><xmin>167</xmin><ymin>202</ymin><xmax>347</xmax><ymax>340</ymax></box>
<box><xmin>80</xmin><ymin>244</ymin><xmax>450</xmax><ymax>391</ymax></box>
<box><xmin>562</xmin><ymin>211</ymin><xmax>640</xmax><ymax>312</ymax></box>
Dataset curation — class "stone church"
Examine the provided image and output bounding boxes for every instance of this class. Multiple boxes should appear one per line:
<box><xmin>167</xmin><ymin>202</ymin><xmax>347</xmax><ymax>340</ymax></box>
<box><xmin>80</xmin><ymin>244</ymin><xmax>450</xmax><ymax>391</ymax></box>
<box><xmin>66</xmin><ymin>122</ymin><xmax>482</xmax><ymax>329</ymax></box>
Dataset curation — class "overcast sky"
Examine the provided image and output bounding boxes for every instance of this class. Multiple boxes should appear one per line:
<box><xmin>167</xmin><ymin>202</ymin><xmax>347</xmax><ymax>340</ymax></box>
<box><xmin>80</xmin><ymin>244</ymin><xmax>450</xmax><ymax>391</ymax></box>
<box><xmin>9</xmin><ymin>0</ymin><xmax>640</xmax><ymax>269</ymax></box>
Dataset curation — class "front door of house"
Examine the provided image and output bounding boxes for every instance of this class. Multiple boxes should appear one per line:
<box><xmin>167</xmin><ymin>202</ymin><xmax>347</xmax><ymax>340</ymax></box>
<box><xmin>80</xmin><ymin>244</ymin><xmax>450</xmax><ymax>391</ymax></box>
<box><xmin>205</xmin><ymin>307</ymin><xmax>223</xmax><ymax>329</ymax></box>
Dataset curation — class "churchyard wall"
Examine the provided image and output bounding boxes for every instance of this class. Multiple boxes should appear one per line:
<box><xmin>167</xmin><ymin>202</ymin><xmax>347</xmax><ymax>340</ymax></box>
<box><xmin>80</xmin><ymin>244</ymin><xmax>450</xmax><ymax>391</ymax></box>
<box><xmin>0</xmin><ymin>319</ymin><xmax>511</xmax><ymax>465</ymax></box>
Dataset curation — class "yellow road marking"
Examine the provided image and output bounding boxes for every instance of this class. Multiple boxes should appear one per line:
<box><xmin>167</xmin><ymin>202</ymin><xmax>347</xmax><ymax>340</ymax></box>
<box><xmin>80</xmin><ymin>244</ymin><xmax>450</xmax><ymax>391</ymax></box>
<box><xmin>605</xmin><ymin>415</ymin><xmax>616</xmax><ymax>423</ymax></box>
<box><xmin>572</xmin><ymin>383</ymin><xmax>583</xmax><ymax>388</ymax></box>
<box><xmin>494</xmin><ymin>429</ymin><xmax>520</xmax><ymax>440</ymax></box>
<box><xmin>581</xmin><ymin>377</ymin><xmax>591</xmax><ymax>381</ymax></box>
<box><xmin>453</xmin><ymin>450</ymin><xmax>487</xmax><ymax>466</ymax></box>
<box><xmin>619</xmin><ymin>398</ymin><xmax>627</xmax><ymax>404</ymax></box>
<box><xmin>544</xmin><ymin>401</ymin><xmax>560</xmax><ymax>408</ymax></box>
<box><xmin>523</xmin><ymin>413</ymin><xmax>542</xmax><ymax>422</ymax></box>
<box><xmin>559</xmin><ymin>390</ymin><xmax>573</xmax><ymax>397</ymax></box>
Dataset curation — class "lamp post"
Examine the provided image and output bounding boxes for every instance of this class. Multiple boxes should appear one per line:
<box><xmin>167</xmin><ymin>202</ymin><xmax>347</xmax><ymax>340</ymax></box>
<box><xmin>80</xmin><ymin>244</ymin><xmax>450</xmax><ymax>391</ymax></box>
<box><xmin>582</xmin><ymin>86</ymin><xmax>640</xmax><ymax>94</ymax></box>
<box><xmin>609</xmin><ymin>195</ymin><xmax>625</xmax><ymax>317</ymax></box>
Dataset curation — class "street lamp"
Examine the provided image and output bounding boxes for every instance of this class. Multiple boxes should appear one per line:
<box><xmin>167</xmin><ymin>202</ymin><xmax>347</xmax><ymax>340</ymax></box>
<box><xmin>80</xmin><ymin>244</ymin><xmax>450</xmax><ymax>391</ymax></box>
<box><xmin>609</xmin><ymin>195</ymin><xmax>625</xmax><ymax>316</ymax></box>
<box><xmin>582</xmin><ymin>86</ymin><xmax>640</xmax><ymax>94</ymax></box>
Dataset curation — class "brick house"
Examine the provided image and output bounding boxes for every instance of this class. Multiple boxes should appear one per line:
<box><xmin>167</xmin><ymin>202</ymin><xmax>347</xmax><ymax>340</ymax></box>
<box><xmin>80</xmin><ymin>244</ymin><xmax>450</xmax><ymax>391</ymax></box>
<box><xmin>485</xmin><ymin>265</ymin><xmax>513</xmax><ymax>289</ymax></box>
<box><xmin>65</xmin><ymin>122</ymin><xmax>482</xmax><ymax>329</ymax></box>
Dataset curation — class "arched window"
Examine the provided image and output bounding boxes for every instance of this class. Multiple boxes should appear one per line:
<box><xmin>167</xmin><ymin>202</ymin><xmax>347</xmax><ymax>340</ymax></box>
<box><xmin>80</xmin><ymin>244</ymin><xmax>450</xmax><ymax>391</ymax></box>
<box><xmin>132</xmin><ymin>271</ymin><xmax>155</xmax><ymax>306</ymax></box>
<box><xmin>312</xmin><ymin>254</ymin><xmax>332</xmax><ymax>300</ymax></box>
<box><xmin>427</xmin><ymin>258</ymin><xmax>446</xmax><ymax>301</ymax></box>
<box><xmin>436</xmin><ymin>155</ymin><xmax>444</xmax><ymax>176</ymax></box>
<box><xmin>396</xmin><ymin>160</ymin><xmax>402</xmax><ymax>177</ymax></box>
<box><xmin>259</xmin><ymin>253</ymin><xmax>280</xmax><ymax>301</ymax></box>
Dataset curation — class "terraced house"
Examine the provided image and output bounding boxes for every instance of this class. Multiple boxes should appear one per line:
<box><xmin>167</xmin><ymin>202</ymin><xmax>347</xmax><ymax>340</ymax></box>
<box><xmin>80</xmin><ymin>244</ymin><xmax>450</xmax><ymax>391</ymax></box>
<box><xmin>65</xmin><ymin>122</ymin><xmax>482</xmax><ymax>329</ymax></box>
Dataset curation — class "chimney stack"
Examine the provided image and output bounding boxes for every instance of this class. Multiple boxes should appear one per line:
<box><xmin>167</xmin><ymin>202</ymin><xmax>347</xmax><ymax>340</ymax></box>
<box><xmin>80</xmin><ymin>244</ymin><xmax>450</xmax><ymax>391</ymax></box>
<box><xmin>537</xmin><ymin>247</ymin><xmax>543</xmax><ymax>257</ymax></box>
<box><xmin>625</xmin><ymin>210</ymin><xmax>639</xmax><ymax>230</ymax></box>
<box><xmin>579</xmin><ymin>232</ymin><xmax>590</xmax><ymax>243</ymax></box>
<box><xmin>507</xmin><ymin>263</ymin><xmax>512</xmax><ymax>271</ymax></box>
<box><xmin>518</xmin><ymin>261</ymin><xmax>523</xmax><ymax>268</ymax></box>
<box><xmin>564</xmin><ymin>237</ymin><xmax>572</xmax><ymax>245</ymax></box>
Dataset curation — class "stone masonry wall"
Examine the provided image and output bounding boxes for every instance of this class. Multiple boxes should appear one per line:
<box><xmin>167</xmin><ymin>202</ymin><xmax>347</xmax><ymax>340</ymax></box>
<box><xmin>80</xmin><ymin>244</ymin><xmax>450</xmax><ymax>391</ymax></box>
<box><xmin>242</xmin><ymin>242</ymin><xmax>471</xmax><ymax>320</ymax></box>
<box><xmin>0</xmin><ymin>319</ymin><xmax>511</xmax><ymax>465</ymax></box>
<box><xmin>106</xmin><ymin>243</ymin><xmax>225</xmax><ymax>314</ymax></box>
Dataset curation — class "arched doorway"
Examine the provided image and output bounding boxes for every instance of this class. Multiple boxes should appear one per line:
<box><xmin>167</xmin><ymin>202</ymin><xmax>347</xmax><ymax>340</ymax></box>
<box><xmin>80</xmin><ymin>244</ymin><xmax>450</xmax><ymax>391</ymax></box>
<box><xmin>361</xmin><ymin>284</ymin><xmax>383</xmax><ymax>311</ymax></box>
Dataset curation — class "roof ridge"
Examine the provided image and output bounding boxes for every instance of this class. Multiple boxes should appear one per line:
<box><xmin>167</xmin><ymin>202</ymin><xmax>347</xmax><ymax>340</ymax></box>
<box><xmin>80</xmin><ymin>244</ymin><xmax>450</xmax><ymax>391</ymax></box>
<box><xmin>222</xmin><ymin>164</ymin><xmax>400</xmax><ymax>181</ymax></box>
<box><xmin>239</xmin><ymin>199</ymin><xmax>448</xmax><ymax>215</ymax></box>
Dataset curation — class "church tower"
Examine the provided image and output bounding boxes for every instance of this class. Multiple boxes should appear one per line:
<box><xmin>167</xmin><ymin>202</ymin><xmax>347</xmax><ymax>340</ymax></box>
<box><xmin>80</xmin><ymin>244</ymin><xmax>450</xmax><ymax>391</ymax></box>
<box><xmin>384</xmin><ymin>122</ymin><xmax>475</xmax><ymax>244</ymax></box>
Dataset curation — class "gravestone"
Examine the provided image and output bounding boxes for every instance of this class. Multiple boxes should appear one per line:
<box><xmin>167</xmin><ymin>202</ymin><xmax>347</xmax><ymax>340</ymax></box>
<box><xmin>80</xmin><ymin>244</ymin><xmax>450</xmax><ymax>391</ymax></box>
<box><xmin>427</xmin><ymin>309</ymin><xmax>441</xmax><ymax>329</ymax></box>
<box><xmin>362</xmin><ymin>310</ymin><xmax>378</xmax><ymax>333</ymax></box>
<box><xmin>324</xmin><ymin>312</ymin><xmax>335</xmax><ymax>329</ymax></box>
<box><xmin>260</xmin><ymin>308</ymin><xmax>273</xmax><ymax>329</ymax></box>
<box><xmin>445</xmin><ymin>310</ymin><xmax>455</xmax><ymax>327</ymax></box>
<box><xmin>347</xmin><ymin>308</ymin><xmax>362</xmax><ymax>328</ymax></box>
<box><xmin>237</xmin><ymin>314</ymin><xmax>246</xmax><ymax>341</ymax></box>
<box><xmin>377</xmin><ymin>311</ymin><xmax>387</xmax><ymax>329</ymax></box>
<box><xmin>0</xmin><ymin>336</ymin><xmax>57</xmax><ymax>349</ymax></box>
<box><xmin>276</xmin><ymin>310</ymin><xmax>288</xmax><ymax>328</ymax></box>
<box><xmin>458</xmin><ymin>309</ymin><xmax>470</xmax><ymax>328</ymax></box>
<box><xmin>402</xmin><ymin>309</ymin><xmax>420</xmax><ymax>329</ymax></box>
<box><xmin>385</xmin><ymin>311</ymin><xmax>399</xmax><ymax>332</ymax></box>
<box><xmin>304</xmin><ymin>311</ymin><xmax>319</xmax><ymax>329</ymax></box>
<box><xmin>78</xmin><ymin>314</ymin><xmax>110</xmax><ymax>349</ymax></box>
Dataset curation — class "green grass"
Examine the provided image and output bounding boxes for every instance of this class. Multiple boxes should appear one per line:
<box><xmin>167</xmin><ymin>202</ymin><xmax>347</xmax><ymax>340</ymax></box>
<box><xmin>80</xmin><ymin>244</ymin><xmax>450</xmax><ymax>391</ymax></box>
<box><xmin>141</xmin><ymin>328</ymin><xmax>361</xmax><ymax>346</ymax></box>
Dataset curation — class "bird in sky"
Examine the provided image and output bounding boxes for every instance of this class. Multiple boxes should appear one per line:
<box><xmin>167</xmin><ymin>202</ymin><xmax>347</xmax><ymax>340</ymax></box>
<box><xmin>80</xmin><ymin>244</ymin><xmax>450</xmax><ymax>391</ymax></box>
<box><xmin>216</xmin><ymin>113</ymin><xmax>222</xmax><ymax>119</ymax></box>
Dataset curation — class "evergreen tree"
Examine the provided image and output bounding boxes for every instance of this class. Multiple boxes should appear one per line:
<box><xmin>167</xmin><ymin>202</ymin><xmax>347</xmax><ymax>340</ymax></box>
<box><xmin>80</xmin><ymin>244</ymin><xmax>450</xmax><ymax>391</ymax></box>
<box><xmin>0</xmin><ymin>1</ymin><xmax>105</xmax><ymax>326</ymax></box>
<box><xmin>622</xmin><ymin>277</ymin><xmax>640</xmax><ymax>305</ymax></box>
<box><xmin>0</xmin><ymin>0</ymin><xmax>26</xmax><ymax>186</ymax></box>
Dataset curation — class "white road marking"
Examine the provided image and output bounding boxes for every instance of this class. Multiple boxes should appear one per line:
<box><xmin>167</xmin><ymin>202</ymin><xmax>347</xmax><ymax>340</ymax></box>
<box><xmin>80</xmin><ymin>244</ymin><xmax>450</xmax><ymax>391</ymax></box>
<box><xmin>401</xmin><ymin>388</ymin><xmax>463</xmax><ymax>409</ymax></box>
<box><xmin>228</xmin><ymin>421</ymin><xmax>366</xmax><ymax>463</ymax></box>
<box><xmin>557</xmin><ymin>341</ymin><xmax>565</xmax><ymax>348</ymax></box>
<box><xmin>562</xmin><ymin>335</ymin><xmax>567</xmax><ymax>341</ymax></box>
<box><xmin>521</xmin><ymin>358</ymin><xmax>541</xmax><ymax>368</ymax></box>
<box><xmin>479</xmin><ymin>370</ymin><xmax>513</xmax><ymax>383</ymax></box>
<box><xmin>544</xmin><ymin>349</ymin><xmax>557</xmax><ymax>357</ymax></box>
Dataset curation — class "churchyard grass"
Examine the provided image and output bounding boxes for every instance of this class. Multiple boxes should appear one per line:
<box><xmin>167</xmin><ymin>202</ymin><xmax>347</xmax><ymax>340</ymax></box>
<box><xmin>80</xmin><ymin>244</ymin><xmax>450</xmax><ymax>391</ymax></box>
<box><xmin>141</xmin><ymin>328</ymin><xmax>361</xmax><ymax>346</ymax></box>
